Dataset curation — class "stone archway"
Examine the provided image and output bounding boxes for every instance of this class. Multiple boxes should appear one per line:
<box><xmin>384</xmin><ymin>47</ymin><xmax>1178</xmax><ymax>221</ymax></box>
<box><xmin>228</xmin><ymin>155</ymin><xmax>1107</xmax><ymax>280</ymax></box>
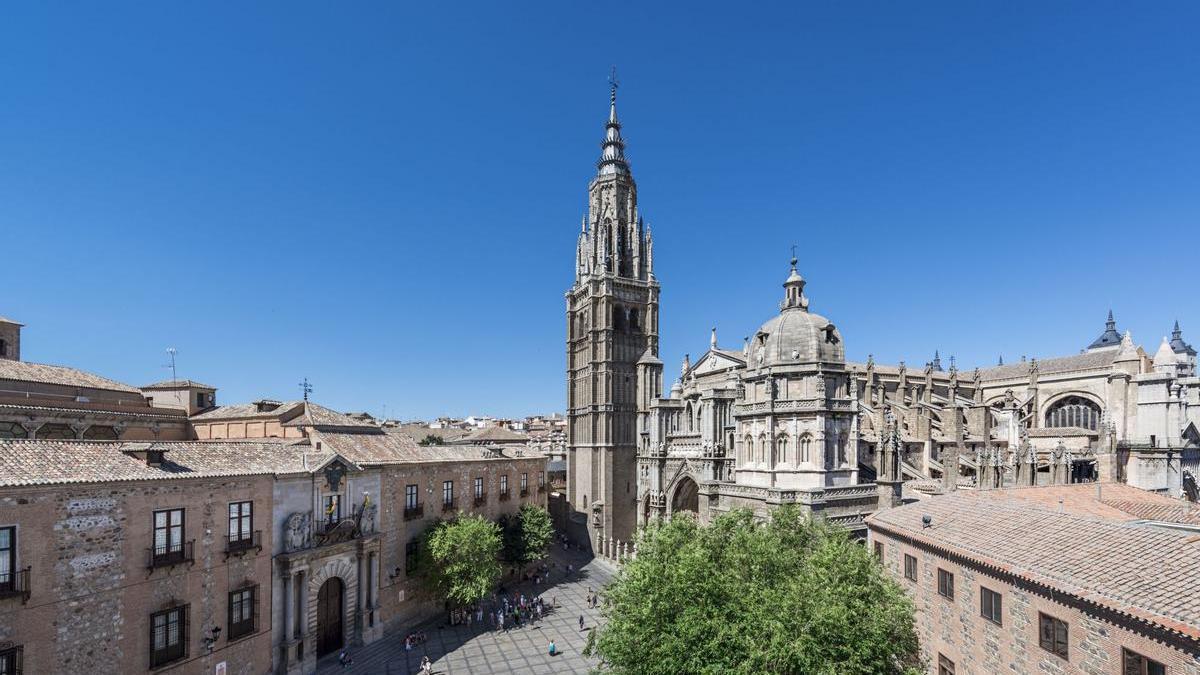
<box><xmin>670</xmin><ymin>476</ymin><xmax>699</xmax><ymax>515</ymax></box>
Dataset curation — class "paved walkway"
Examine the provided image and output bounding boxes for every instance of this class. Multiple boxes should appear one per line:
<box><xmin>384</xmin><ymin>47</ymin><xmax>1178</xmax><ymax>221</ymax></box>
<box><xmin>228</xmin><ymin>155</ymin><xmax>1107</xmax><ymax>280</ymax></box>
<box><xmin>318</xmin><ymin>546</ymin><xmax>614</xmax><ymax>675</ymax></box>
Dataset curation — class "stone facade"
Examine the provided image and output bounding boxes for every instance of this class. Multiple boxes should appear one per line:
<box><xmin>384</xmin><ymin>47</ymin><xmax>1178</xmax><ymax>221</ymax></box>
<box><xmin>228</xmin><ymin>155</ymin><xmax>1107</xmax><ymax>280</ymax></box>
<box><xmin>565</xmin><ymin>82</ymin><xmax>659</xmax><ymax>546</ymax></box>
<box><xmin>0</xmin><ymin>470</ymin><xmax>275</xmax><ymax>674</ymax></box>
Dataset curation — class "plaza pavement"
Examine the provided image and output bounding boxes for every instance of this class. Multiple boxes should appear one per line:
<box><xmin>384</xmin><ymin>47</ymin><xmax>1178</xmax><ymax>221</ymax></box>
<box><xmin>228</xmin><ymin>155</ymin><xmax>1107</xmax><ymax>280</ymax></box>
<box><xmin>318</xmin><ymin>546</ymin><xmax>614</xmax><ymax>675</ymax></box>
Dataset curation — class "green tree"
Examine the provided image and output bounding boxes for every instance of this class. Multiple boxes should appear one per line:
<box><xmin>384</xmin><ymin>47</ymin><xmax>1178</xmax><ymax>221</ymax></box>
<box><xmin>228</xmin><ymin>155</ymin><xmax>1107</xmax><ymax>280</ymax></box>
<box><xmin>499</xmin><ymin>504</ymin><xmax>554</xmax><ymax>568</ymax></box>
<box><xmin>418</xmin><ymin>434</ymin><xmax>445</xmax><ymax>446</ymax></box>
<box><xmin>424</xmin><ymin>515</ymin><xmax>502</xmax><ymax>607</ymax></box>
<box><xmin>585</xmin><ymin>506</ymin><xmax>921</xmax><ymax>675</ymax></box>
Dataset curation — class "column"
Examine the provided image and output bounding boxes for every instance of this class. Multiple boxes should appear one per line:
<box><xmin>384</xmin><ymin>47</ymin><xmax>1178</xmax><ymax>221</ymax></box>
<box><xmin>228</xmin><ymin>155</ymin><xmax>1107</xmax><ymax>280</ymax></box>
<box><xmin>282</xmin><ymin>571</ymin><xmax>294</xmax><ymax>664</ymax></box>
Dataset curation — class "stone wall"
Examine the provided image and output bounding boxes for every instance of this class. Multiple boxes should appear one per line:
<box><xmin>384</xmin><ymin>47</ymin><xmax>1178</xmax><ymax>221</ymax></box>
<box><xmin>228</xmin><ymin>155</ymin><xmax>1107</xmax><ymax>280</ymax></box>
<box><xmin>0</xmin><ymin>476</ymin><xmax>274</xmax><ymax>674</ymax></box>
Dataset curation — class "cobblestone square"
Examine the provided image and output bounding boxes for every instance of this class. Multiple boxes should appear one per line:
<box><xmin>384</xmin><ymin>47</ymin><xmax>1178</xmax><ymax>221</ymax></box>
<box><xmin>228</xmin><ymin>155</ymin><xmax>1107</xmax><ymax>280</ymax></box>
<box><xmin>319</xmin><ymin>548</ymin><xmax>613</xmax><ymax>675</ymax></box>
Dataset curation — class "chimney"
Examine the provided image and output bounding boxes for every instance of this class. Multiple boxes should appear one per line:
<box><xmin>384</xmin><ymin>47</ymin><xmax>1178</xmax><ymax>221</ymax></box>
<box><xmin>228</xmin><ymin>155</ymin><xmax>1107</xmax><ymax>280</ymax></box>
<box><xmin>122</xmin><ymin>443</ymin><xmax>167</xmax><ymax>467</ymax></box>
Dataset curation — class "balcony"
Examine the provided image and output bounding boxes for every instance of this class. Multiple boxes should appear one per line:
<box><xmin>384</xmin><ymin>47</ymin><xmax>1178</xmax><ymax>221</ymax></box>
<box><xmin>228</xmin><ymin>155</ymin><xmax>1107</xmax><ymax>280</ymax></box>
<box><xmin>473</xmin><ymin>493</ymin><xmax>488</xmax><ymax>507</ymax></box>
<box><xmin>224</xmin><ymin>530</ymin><xmax>262</xmax><ymax>560</ymax></box>
<box><xmin>499</xmin><ymin>490</ymin><xmax>511</xmax><ymax>502</ymax></box>
<box><xmin>147</xmin><ymin>541</ymin><xmax>194</xmax><ymax>570</ymax></box>
<box><xmin>403</xmin><ymin>504</ymin><xmax>424</xmax><ymax>521</ymax></box>
<box><xmin>519</xmin><ymin>488</ymin><xmax>529</xmax><ymax>498</ymax></box>
<box><xmin>442</xmin><ymin>498</ymin><xmax>457</xmax><ymax>513</ymax></box>
<box><xmin>0</xmin><ymin>566</ymin><xmax>31</xmax><ymax>604</ymax></box>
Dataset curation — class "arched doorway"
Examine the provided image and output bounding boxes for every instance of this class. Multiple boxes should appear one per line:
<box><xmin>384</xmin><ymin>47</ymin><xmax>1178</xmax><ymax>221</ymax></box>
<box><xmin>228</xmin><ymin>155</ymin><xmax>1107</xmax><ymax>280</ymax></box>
<box><xmin>316</xmin><ymin>577</ymin><xmax>344</xmax><ymax>657</ymax></box>
<box><xmin>671</xmin><ymin>477</ymin><xmax>699</xmax><ymax>515</ymax></box>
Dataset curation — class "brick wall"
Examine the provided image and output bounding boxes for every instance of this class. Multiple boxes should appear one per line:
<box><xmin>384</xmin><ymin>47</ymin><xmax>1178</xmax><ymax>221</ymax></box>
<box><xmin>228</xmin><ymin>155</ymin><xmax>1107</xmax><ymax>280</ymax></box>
<box><xmin>868</xmin><ymin>526</ymin><xmax>1200</xmax><ymax>674</ymax></box>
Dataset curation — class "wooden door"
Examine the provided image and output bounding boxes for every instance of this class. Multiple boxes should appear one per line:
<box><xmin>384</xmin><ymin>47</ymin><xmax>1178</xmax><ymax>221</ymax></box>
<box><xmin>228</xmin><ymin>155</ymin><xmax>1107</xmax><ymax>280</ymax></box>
<box><xmin>316</xmin><ymin>577</ymin><xmax>344</xmax><ymax>657</ymax></box>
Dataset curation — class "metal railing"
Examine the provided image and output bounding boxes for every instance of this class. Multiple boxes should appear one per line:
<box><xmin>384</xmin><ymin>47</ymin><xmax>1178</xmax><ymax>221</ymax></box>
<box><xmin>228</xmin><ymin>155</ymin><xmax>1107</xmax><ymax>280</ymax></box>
<box><xmin>147</xmin><ymin>541</ymin><xmax>194</xmax><ymax>569</ymax></box>
<box><xmin>403</xmin><ymin>504</ymin><xmax>424</xmax><ymax>521</ymax></box>
<box><xmin>473</xmin><ymin>493</ymin><xmax>488</xmax><ymax>507</ymax></box>
<box><xmin>442</xmin><ymin>498</ymin><xmax>457</xmax><ymax>512</ymax></box>
<box><xmin>0</xmin><ymin>566</ymin><xmax>31</xmax><ymax>604</ymax></box>
<box><xmin>224</xmin><ymin>530</ymin><xmax>262</xmax><ymax>558</ymax></box>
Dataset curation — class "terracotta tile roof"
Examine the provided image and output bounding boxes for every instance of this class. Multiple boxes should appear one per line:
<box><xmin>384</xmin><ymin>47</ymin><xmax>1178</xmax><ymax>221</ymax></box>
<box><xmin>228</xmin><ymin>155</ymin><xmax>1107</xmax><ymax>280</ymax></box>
<box><xmin>0</xmin><ymin>439</ymin><xmax>314</xmax><ymax>487</ymax></box>
<box><xmin>0</xmin><ymin>359</ymin><xmax>141</xmax><ymax>394</ymax></box>
<box><xmin>965</xmin><ymin>483</ymin><xmax>1191</xmax><ymax>522</ymax></box>
<box><xmin>283</xmin><ymin>402</ymin><xmax>377</xmax><ymax>430</ymax></box>
<box><xmin>317</xmin><ymin>429</ymin><xmax>540</xmax><ymax>465</ymax></box>
<box><xmin>391</xmin><ymin>424</ymin><xmax>470</xmax><ymax>444</ymax></box>
<box><xmin>140</xmin><ymin>379</ymin><xmax>216</xmax><ymax>390</ymax></box>
<box><xmin>190</xmin><ymin>401</ymin><xmax>305</xmax><ymax>421</ymax></box>
<box><xmin>455</xmin><ymin>426</ymin><xmax>529</xmax><ymax>443</ymax></box>
<box><xmin>867</xmin><ymin>486</ymin><xmax>1200</xmax><ymax>640</ymax></box>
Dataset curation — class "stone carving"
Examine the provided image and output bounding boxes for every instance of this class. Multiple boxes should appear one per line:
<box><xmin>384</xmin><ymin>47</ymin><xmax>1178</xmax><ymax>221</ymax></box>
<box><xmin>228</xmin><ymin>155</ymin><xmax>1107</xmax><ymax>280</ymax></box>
<box><xmin>361</xmin><ymin>504</ymin><xmax>378</xmax><ymax>533</ymax></box>
<box><xmin>324</xmin><ymin>462</ymin><xmax>346</xmax><ymax>492</ymax></box>
<box><xmin>284</xmin><ymin>511</ymin><xmax>312</xmax><ymax>552</ymax></box>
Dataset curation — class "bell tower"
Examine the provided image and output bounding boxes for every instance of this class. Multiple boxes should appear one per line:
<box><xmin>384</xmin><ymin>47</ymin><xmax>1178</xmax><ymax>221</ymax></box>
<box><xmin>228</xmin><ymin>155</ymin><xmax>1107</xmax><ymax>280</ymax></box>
<box><xmin>566</xmin><ymin>75</ymin><xmax>659</xmax><ymax>546</ymax></box>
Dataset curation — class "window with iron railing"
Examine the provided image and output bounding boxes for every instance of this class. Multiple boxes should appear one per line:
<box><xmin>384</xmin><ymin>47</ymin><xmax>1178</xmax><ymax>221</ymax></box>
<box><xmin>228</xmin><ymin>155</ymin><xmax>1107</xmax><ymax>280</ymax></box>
<box><xmin>150</xmin><ymin>605</ymin><xmax>189</xmax><ymax>668</ymax></box>
<box><xmin>227</xmin><ymin>501</ymin><xmax>255</xmax><ymax>551</ymax></box>
<box><xmin>442</xmin><ymin>481</ymin><xmax>455</xmax><ymax>511</ymax></box>
<box><xmin>520</xmin><ymin>473</ymin><xmax>528</xmax><ymax>496</ymax></box>
<box><xmin>150</xmin><ymin>509</ymin><xmax>192</xmax><ymax>567</ymax></box>
<box><xmin>323</xmin><ymin>495</ymin><xmax>341</xmax><ymax>525</ymax></box>
<box><xmin>227</xmin><ymin>585</ymin><xmax>258</xmax><ymax>641</ymax></box>
<box><xmin>499</xmin><ymin>475</ymin><xmax>509</xmax><ymax>500</ymax></box>
<box><xmin>0</xmin><ymin>645</ymin><xmax>23</xmax><ymax>675</ymax></box>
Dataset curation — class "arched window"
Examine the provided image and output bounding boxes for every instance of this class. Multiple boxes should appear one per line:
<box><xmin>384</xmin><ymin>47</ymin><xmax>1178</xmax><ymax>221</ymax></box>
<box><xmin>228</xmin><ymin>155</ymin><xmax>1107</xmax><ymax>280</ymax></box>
<box><xmin>629</xmin><ymin>308</ymin><xmax>640</xmax><ymax>333</ymax></box>
<box><xmin>800</xmin><ymin>435</ymin><xmax>813</xmax><ymax>464</ymax></box>
<box><xmin>743</xmin><ymin>436</ymin><xmax>753</xmax><ymax>465</ymax></box>
<box><xmin>757</xmin><ymin>435</ymin><xmax>768</xmax><ymax>464</ymax></box>
<box><xmin>776</xmin><ymin>435</ymin><xmax>789</xmax><ymax>467</ymax></box>
<box><xmin>685</xmin><ymin>403</ymin><xmax>694</xmax><ymax>432</ymax></box>
<box><xmin>0</xmin><ymin>422</ymin><xmax>27</xmax><ymax>439</ymax></box>
<box><xmin>1045</xmin><ymin>396</ymin><xmax>1101</xmax><ymax>431</ymax></box>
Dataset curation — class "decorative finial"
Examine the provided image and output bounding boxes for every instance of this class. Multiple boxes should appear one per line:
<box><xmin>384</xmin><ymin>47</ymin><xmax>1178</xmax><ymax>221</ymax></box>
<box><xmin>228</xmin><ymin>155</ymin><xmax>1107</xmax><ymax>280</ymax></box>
<box><xmin>710</xmin><ymin>327</ymin><xmax>717</xmax><ymax>349</ymax></box>
<box><xmin>609</xmin><ymin>66</ymin><xmax>619</xmax><ymax>103</ymax></box>
<box><xmin>998</xmin><ymin>354</ymin><xmax>1004</xmax><ymax>366</ymax></box>
<box><xmin>299</xmin><ymin>377</ymin><xmax>313</xmax><ymax>402</ymax></box>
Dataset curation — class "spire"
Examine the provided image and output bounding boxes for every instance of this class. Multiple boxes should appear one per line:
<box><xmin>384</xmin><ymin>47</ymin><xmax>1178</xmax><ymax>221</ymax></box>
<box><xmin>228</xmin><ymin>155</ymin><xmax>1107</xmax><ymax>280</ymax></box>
<box><xmin>1170</xmin><ymin>320</ymin><xmax>1196</xmax><ymax>355</ymax></box>
<box><xmin>597</xmin><ymin>68</ymin><xmax>629</xmax><ymax>177</ymax></box>
<box><xmin>932</xmin><ymin>350</ymin><xmax>943</xmax><ymax>371</ymax></box>
<box><xmin>1087</xmin><ymin>309</ymin><xmax>1122</xmax><ymax>350</ymax></box>
<box><xmin>781</xmin><ymin>251</ymin><xmax>809</xmax><ymax>311</ymax></box>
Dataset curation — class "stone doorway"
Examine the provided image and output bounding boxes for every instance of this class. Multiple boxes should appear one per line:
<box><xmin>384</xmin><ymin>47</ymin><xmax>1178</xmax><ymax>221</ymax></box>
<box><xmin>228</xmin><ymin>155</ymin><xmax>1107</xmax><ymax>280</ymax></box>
<box><xmin>316</xmin><ymin>577</ymin><xmax>344</xmax><ymax>657</ymax></box>
<box><xmin>671</xmin><ymin>476</ymin><xmax>699</xmax><ymax>515</ymax></box>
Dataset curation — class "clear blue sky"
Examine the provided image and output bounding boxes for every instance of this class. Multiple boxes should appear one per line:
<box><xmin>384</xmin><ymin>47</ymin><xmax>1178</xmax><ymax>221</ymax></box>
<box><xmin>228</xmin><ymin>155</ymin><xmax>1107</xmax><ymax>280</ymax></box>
<box><xmin>2</xmin><ymin>3</ymin><xmax>1198</xmax><ymax>420</ymax></box>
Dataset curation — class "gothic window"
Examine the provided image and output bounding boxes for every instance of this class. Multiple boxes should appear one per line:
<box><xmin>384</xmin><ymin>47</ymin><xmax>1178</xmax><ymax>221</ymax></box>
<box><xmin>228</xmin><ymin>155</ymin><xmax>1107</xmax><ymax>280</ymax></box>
<box><xmin>758</xmin><ymin>435</ymin><xmax>768</xmax><ymax>464</ymax></box>
<box><xmin>742</xmin><ymin>436</ymin><xmax>753</xmax><ymax>465</ymax></box>
<box><xmin>1045</xmin><ymin>396</ymin><xmax>1101</xmax><ymax>431</ymax></box>
<box><xmin>35</xmin><ymin>423</ymin><xmax>76</xmax><ymax>440</ymax></box>
<box><xmin>685</xmin><ymin>403</ymin><xmax>694</xmax><ymax>432</ymax></box>
<box><xmin>800</xmin><ymin>435</ymin><xmax>813</xmax><ymax>464</ymax></box>
<box><xmin>83</xmin><ymin>425</ymin><xmax>118</xmax><ymax>440</ymax></box>
<box><xmin>776</xmin><ymin>436</ymin><xmax>789</xmax><ymax>466</ymax></box>
<box><xmin>0</xmin><ymin>422</ymin><xmax>27</xmax><ymax>439</ymax></box>
<box><xmin>629</xmin><ymin>308</ymin><xmax>640</xmax><ymax>333</ymax></box>
<box><xmin>613</xmin><ymin>305</ymin><xmax>626</xmax><ymax>332</ymax></box>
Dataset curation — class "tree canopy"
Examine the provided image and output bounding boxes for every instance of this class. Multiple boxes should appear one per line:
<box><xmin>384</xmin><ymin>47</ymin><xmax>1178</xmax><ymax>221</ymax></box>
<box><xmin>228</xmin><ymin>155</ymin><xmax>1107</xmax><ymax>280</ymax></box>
<box><xmin>509</xmin><ymin>504</ymin><xmax>553</xmax><ymax>565</ymax></box>
<box><xmin>585</xmin><ymin>507</ymin><xmax>921</xmax><ymax>675</ymax></box>
<box><xmin>423</xmin><ymin>515</ymin><xmax>502</xmax><ymax>607</ymax></box>
<box><xmin>418</xmin><ymin>434</ymin><xmax>445</xmax><ymax>446</ymax></box>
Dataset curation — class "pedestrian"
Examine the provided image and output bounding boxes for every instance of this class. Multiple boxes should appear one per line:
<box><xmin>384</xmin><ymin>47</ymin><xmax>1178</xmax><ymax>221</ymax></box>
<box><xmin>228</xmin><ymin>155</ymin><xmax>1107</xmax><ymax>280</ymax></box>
<box><xmin>548</xmin><ymin>640</ymin><xmax>558</xmax><ymax>656</ymax></box>
<box><xmin>579</xmin><ymin>615</ymin><xmax>585</xmax><ymax>631</ymax></box>
<box><xmin>420</xmin><ymin>655</ymin><xmax>432</xmax><ymax>675</ymax></box>
<box><xmin>338</xmin><ymin>649</ymin><xmax>353</xmax><ymax>668</ymax></box>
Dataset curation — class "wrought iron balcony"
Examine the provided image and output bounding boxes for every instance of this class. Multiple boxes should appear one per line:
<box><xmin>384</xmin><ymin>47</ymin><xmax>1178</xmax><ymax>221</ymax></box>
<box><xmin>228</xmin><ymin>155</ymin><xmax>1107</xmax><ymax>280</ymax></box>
<box><xmin>403</xmin><ymin>504</ymin><xmax>424</xmax><ymax>521</ymax></box>
<box><xmin>224</xmin><ymin>530</ymin><xmax>262</xmax><ymax>559</ymax></box>
<box><xmin>499</xmin><ymin>490</ymin><xmax>511</xmax><ymax>502</ymax></box>
<box><xmin>442</xmin><ymin>498</ymin><xmax>457</xmax><ymax>512</ymax></box>
<box><xmin>147</xmin><ymin>541</ymin><xmax>194</xmax><ymax>570</ymax></box>
<box><xmin>0</xmin><ymin>566</ymin><xmax>31</xmax><ymax>604</ymax></box>
<box><xmin>473</xmin><ymin>493</ymin><xmax>488</xmax><ymax>507</ymax></box>
<box><xmin>520</xmin><ymin>488</ymin><xmax>529</xmax><ymax>498</ymax></box>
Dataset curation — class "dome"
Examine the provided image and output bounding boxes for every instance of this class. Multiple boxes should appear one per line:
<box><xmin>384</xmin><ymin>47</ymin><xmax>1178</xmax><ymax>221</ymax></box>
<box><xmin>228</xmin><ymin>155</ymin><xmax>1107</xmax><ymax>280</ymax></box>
<box><xmin>753</xmin><ymin>309</ymin><xmax>844</xmax><ymax>367</ymax></box>
<box><xmin>749</xmin><ymin>257</ymin><xmax>844</xmax><ymax>367</ymax></box>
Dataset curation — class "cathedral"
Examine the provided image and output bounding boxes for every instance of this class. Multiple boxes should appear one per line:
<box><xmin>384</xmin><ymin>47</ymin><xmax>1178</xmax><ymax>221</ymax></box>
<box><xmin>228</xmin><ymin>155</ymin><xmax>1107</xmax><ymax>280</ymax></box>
<box><xmin>565</xmin><ymin>86</ymin><xmax>1200</xmax><ymax>547</ymax></box>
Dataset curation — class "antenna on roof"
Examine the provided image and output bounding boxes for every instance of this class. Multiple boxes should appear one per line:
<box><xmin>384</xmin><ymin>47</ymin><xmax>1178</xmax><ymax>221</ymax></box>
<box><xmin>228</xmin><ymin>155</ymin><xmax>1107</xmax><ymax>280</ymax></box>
<box><xmin>164</xmin><ymin>347</ymin><xmax>178</xmax><ymax>383</ymax></box>
<box><xmin>299</xmin><ymin>377</ymin><xmax>313</xmax><ymax>402</ymax></box>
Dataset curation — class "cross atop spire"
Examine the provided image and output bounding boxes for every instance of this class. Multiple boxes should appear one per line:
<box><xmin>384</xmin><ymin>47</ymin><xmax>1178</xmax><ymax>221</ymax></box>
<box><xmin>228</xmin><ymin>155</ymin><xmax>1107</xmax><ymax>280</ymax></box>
<box><xmin>596</xmin><ymin>68</ymin><xmax>629</xmax><ymax>177</ymax></box>
<box><xmin>609</xmin><ymin>66</ymin><xmax>619</xmax><ymax>103</ymax></box>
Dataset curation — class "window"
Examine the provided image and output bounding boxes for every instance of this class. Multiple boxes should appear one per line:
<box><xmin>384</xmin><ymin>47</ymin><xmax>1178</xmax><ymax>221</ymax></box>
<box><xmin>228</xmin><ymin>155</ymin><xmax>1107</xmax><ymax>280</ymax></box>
<box><xmin>873</xmin><ymin>541</ymin><xmax>883</xmax><ymax>559</ymax></box>
<box><xmin>1123</xmin><ymin>648</ymin><xmax>1166</xmax><ymax>675</ymax></box>
<box><xmin>405</xmin><ymin>539</ymin><xmax>419</xmax><ymax>573</ymax></box>
<box><xmin>228</xmin><ymin>501</ymin><xmax>252</xmax><ymax>544</ymax></box>
<box><xmin>520</xmin><ymin>473</ymin><xmax>528</xmax><ymax>495</ymax></box>
<box><xmin>904</xmin><ymin>554</ymin><xmax>917</xmax><ymax>582</ymax></box>
<box><xmin>1045</xmin><ymin>396</ymin><xmax>1101</xmax><ymax>431</ymax></box>
<box><xmin>474</xmin><ymin>477</ymin><xmax>483</xmax><ymax>499</ymax></box>
<box><xmin>323</xmin><ymin>495</ymin><xmax>341</xmax><ymax>524</ymax></box>
<box><xmin>405</xmin><ymin>484</ymin><xmax>419</xmax><ymax>510</ymax></box>
<box><xmin>150</xmin><ymin>605</ymin><xmax>188</xmax><ymax>667</ymax></box>
<box><xmin>153</xmin><ymin>509</ymin><xmax>185</xmax><ymax>563</ymax></box>
<box><xmin>937</xmin><ymin>653</ymin><xmax>955</xmax><ymax>675</ymax></box>
<box><xmin>0</xmin><ymin>422</ymin><xmax>26</xmax><ymax>439</ymax></box>
<box><xmin>227</xmin><ymin>586</ymin><xmax>257</xmax><ymax>640</ymax></box>
<box><xmin>0</xmin><ymin>339</ymin><xmax>5</xmax><ymax>357</ymax></box>
<box><xmin>35</xmin><ymin>423</ymin><xmax>75</xmax><ymax>440</ymax></box>
<box><xmin>0</xmin><ymin>527</ymin><xmax>13</xmax><ymax>594</ymax></box>
<box><xmin>538</xmin><ymin>472</ymin><xmax>545</xmax><ymax>488</ymax></box>
<box><xmin>196</xmin><ymin>392</ymin><xmax>206</xmax><ymax>408</ymax></box>
<box><xmin>500</xmin><ymin>475</ymin><xmax>509</xmax><ymax>495</ymax></box>
<box><xmin>980</xmin><ymin>587</ymin><xmax>1002</xmax><ymax>625</ymax></box>
<box><xmin>1038</xmin><ymin>613</ymin><xmax>1069</xmax><ymax>660</ymax></box>
<box><xmin>443</xmin><ymin>480</ymin><xmax>454</xmax><ymax>505</ymax></box>
<box><xmin>0</xmin><ymin>645</ymin><xmax>22</xmax><ymax>675</ymax></box>
<box><xmin>937</xmin><ymin>568</ymin><xmax>954</xmax><ymax>600</ymax></box>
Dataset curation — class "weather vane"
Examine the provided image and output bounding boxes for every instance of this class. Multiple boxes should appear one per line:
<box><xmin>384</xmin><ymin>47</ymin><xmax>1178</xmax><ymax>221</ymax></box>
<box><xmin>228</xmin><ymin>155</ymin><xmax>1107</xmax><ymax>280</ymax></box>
<box><xmin>790</xmin><ymin>244</ymin><xmax>797</xmax><ymax>265</ymax></box>
<box><xmin>299</xmin><ymin>377</ymin><xmax>313</xmax><ymax>402</ymax></box>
